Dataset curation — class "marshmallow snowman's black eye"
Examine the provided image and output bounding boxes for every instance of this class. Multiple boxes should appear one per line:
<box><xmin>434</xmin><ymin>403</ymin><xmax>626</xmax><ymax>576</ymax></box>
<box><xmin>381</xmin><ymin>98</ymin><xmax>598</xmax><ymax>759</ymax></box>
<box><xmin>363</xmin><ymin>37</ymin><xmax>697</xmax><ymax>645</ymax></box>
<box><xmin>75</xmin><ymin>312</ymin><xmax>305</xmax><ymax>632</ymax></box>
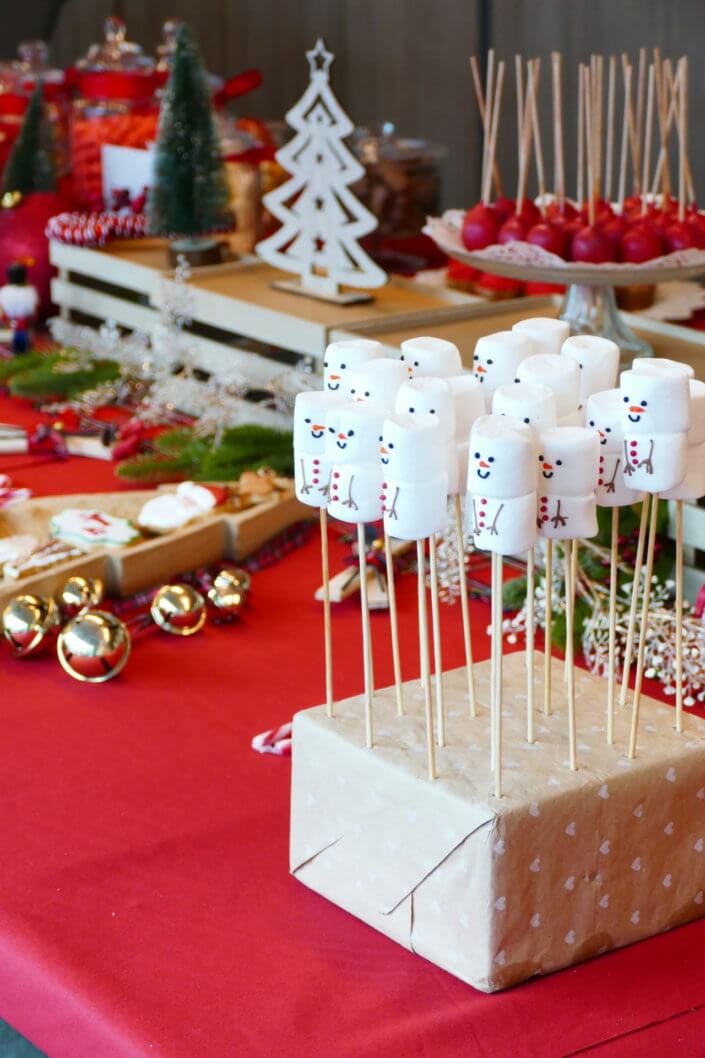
<box><xmin>488</xmin><ymin>456</ymin><xmax>495</xmax><ymax>463</ymax></box>
<box><xmin>340</xmin><ymin>363</ymin><xmax>346</xmax><ymax>369</ymax></box>
<box><xmin>556</xmin><ymin>459</ymin><xmax>563</xmax><ymax>466</ymax></box>
<box><xmin>578</xmin><ymin>363</ymin><xmax>583</xmax><ymax>369</ymax></box>
<box><xmin>487</xmin><ymin>358</ymin><xmax>494</xmax><ymax>365</ymax></box>
<box><xmin>474</xmin><ymin>451</ymin><xmax>481</xmax><ymax>459</ymax></box>
<box><xmin>364</xmin><ymin>391</ymin><xmax>370</xmax><ymax>397</ymax></box>
<box><xmin>538</xmin><ymin>453</ymin><xmax>544</xmax><ymax>461</ymax></box>
<box><xmin>588</xmin><ymin>420</ymin><xmax>595</xmax><ymax>427</ymax></box>
<box><xmin>323</xmin><ymin>361</ymin><xmax>328</xmax><ymax>368</ymax></box>
<box><xmin>400</xmin><ymin>354</ymin><xmax>405</xmax><ymax>360</ymax></box>
<box><xmin>347</xmin><ymin>430</ymin><xmax>354</xmax><ymax>437</ymax></box>
<box><xmin>523</xmin><ymin>417</ymin><xmax>530</xmax><ymax>423</ymax></box>
<box><xmin>328</xmin><ymin>426</ymin><xmax>335</xmax><ymax>433</ymax></box>
<box><xmin>514</xmin><ymin>377</ymin><xmax>520</xmax><ymax>383</ymax></box>
<box><xmin>640</xmin><ymin>400</ymin><xmax>647</xmax><ymax>407</ymax></box>
<box><xmin>606</xmin><ymin>427</ymin><xmax>612</xmax><ymax>432</ymax></box>
<box><xmin>304</xmin><ymin>417</ymin><xmax>311</xmax><ymax>423</ymax></box>
<box><xmin>408</xmin><ymin>406</ymin><xmax>415</xmax><ymax>413</ymax></box>
<box><xmin>414</xmin><ymin>361</ymin><xmax>419</xmax><ymax>367</ymax></box>
<box><xmin>430</xmin><ymin>408</ymin><xmax>436</xmax><ymax>414</ymax></box>
<box><xmin>378</xmin><ymin>435</ymin><xmax>383</xmax><ymax>442</ymax></box>
<box><xmin>473</xmin><ymin>354</ymin><xmax>479</xmax><ymax>361</ymax></box>
<box><xmin>389</xmin><ymin>442</ymin><xmax>395</xmax><ymax>449</ymax></box>
<box><xmin>350</xmin><ymin>388</ymin><xmax>356</xmax><ymax>394</ymax></box>
<box><xmin>623</xmin><ymin>396</ymin><xmax>629</xmax><ymax>403</ymax></box>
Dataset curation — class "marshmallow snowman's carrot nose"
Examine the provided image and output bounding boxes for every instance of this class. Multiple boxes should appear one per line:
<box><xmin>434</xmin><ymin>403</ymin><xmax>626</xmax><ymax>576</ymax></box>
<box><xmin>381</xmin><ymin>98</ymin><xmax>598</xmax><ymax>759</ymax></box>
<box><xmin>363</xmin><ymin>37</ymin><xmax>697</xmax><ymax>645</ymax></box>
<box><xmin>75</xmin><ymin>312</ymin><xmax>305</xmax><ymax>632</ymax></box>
<box><xmin>629</xmin><ymin>406</ymin><xmax>643</xmax><ymax>414</ymax></box>
<box><xmin>476</xmin><ymin>365</ymin><xmax>487</xmax><ymax>373</ymax></box>
<box><xmin>543</xmin><ymin>462</ymin><xmax>553</xmax><ymax>470</ymax></box>
<box><xmin>380</xmin><ymin>446</ymin><xmax>388</xmax><ymax>455</ymax></box>
<box><xmin>329</xmin><ymin>374</ymin><xmax>341</xmax><ymax>380</ymax></box>
<box><xmin>338</xmin><ymin>432</ymin><xmax>346</xmax><ymax>439</ymax></box>
<box><xmin>479</xmin><ymin>460</ymin><xmax>490</xmax><ymax>468</ymax></box>
<box><xmin>313</xmin><ymin>423</ymin><xmax>325</xmax><ymax>431</ymax></box>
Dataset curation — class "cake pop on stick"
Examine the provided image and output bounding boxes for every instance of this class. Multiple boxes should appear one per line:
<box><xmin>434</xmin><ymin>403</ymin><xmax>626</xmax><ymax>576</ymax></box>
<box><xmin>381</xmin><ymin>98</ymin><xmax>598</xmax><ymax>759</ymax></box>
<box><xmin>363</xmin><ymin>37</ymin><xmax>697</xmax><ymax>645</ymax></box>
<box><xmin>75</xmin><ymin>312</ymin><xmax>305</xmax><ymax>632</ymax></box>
<box><xmin>400</xmin><ymin>336</ymin><xmax>462</xmax><ymax>380</ymax></box>
<box><xmin>537</xmin><ymin>426</ymin><xmax>600</xmax><ymax>766</ymax></box>
<box><xmin>323</xmin><ymin>338</ymin><xmax>383</xmax><ymax>393</ymax></box>
<box><xmin>467</xmin><ymin>415</ymin><xmax>537</xmax><ymax>791</ymax></box>
<box><xmin>294</xmin><ymin>391</ymin><xmax>345</xmax><ymax>717</ymax></box>
<box><xmin>472</xmin><ymin>330</ymin><xmax>533</xmax><ymax>400</ymax></box>
<box><xmin>381</xmin><ymin>413</ymin><xmax>448</xmax><ymax>778</ymax></box>
<box><xmin>328</xmin><ymin>402</ymin><xmax>388</xmax><ymax>745</ymax></box>
<box><xmin>586</xmin><ymin>388</ymin><xmax>646</xmax><ymax>742</ymax></box>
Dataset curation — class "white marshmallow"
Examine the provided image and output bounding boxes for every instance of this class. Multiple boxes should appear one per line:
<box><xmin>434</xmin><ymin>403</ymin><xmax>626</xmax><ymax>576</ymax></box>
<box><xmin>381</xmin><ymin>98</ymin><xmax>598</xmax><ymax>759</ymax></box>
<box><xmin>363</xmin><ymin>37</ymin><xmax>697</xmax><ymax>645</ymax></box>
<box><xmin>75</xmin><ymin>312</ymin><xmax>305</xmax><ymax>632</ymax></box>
<box><xmin>472</xmin><ymin>330</ymin><xmax>533</xmax><ymax>399</ymax></box>
<box><xmin>467</xmin><ymin>415</ymin><xmax>537</xmax><ymax>499</ymax></box>
<box><xmin>348</xmin><ymin>358</ymin><xmax>407</xmax><ymax>410</ymax></box>
<box><xmin>325</xmin><ymin>403</ymin><xmax>387</xmax><ymax>464</ymax></box>
<box><xmin>687</xmin><ymin>380</ymin><xmax>705</xmax><ymax>446</ymax></box>
<box><xmin>382</xmin><ymin>475</ymin><xmax>448</xmax><ymax>540</ymax></box>
<box><xmin>294</xmin><ymin>391</ymin><xmax>344</xmax><ymax>453</ymax></box>
<box><xmin>400</xmin><ymin>336</ymin><xmax>462</xmax><ymax>379</ymax></box>
<box><xmin>661</xmin><ymin>441</ymin><xmax>705</xmax><ymax>500</ymax></box>
<box><xmin>538</xmin><ymin>493</ymin><xmax>598</xmax><ymax>540</ymax></box>
<box><xmin>468</xmin><ymin>492</ymin><xmax>537</xmax><ymax>555</ymax></box>
<box><xmin>557</xmin><ymin>407</ymin><xmax>585</xmax><ymax>427</ymax></box>
<box><xmin>561</xmin><ymin>335</ymin><xmax>619</xmax><ymax>400</ymax></box>
<box><xmin>323</xmin><ymin>338</ymin><xmax>383</xmax><ymax>393</ymax></box>
<box><xmin>632</xmin><ymin>357</ymin><xmax>694</xmax><ymax>380</ymax></box>
<box><xmin>447</xmin><ymin>374</ymin><xmax>486</xmax><ymax>440</ymax></box>
<box><xmin>380</xmin><ymin>413</ymin><xmax>445</xmax><ymax>482</ymax></box>
<box><xmin>328</xmin><ymin>462</ymin><xmax>384</xmax><ymax>523</ymax></box>
<box><xmin>517</xmin><ymin>353</ymin><xmax>580</xmax><ymax>418</ymax></box>
<box><xmin>394</xmin><ymin>377</ymin><xmax>455</xmax><ymax>441</ymax></box>
<box><xmin>513</xmin><ymin>316</ymin><xmax>570</xmax><ymax>356</ymax></box>
<box><xmin>619</xmin><ymin>368</ymin><xmax>690</xmax><ymax>435</ymax></box>
<box><xmin>492</xmin><ymin>381</ymin><xmax>557</xmax><ymax>430</ymax></box>
<box><xmin>537</xmin><ymin>427</ymin><xmax>600</xmax><ymax>497</ymax></box>
<box><xmin>586</xmin><ymin>389</ymin><xmax>645</xmax><ymax>506</ymax></box>
<box><xmin>622</xmin><ymin>432</ymin><xmax>688</xmax><ymax>492</ymax></box>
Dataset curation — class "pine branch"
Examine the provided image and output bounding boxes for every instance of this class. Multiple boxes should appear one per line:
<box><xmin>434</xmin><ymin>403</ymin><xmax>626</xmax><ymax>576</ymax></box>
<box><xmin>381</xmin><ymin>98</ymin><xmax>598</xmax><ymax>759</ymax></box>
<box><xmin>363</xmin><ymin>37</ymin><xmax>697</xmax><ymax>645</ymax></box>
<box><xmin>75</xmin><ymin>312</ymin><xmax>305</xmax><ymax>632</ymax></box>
<box><xmin>9</xmin><ymin>359</ymin><xmax>120</xmax><ymax>401</ymax></box>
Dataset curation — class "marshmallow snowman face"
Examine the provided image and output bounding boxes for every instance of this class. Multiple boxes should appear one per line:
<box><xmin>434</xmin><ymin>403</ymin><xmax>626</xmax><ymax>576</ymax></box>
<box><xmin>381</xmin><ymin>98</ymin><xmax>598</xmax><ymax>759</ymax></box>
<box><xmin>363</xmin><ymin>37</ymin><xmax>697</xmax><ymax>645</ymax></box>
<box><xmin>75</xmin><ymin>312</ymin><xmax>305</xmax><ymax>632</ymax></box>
<box><xmin>447</xmin><ymin>374</ymin><xmax>486</xmax><ymax>439</ymax></box>
<box><xmin>585</xmin><ymin>389</ymin><xmax>625</xmax><ymax>453</ymax></box>
<box><xmin>394</xmin><ymin>377</ymin><xmax>455</xmax><ymax>441</ymax></box>
<box><xmin>517</xmin><ymin>353</ymin><xmax>580</xmax><ymax>419</ymax></box>
<box><xmin>323</xmin><ymin>338</ymin><xmax>383</xmax><ymax>393</ymax></box>
<box><xmin>468</xmin><ymin>415</ymin><xmax>537</xmax><ymax>499</ymax></box>
<box><xmin>472</xmin><ymin>331</ymin><xmax>533</xmax><ymax>398</ymax></box>
<box><xmin>325</xmin><ymin>403</ymin><xmax>386</xmax><ymax>463</ymax></box>
<box><xmin>400</xmin><ymin>336</ymin><xmax>462</xmax><ymax>379</ymax></box>
<box><xmin>294</xmin><ymin>391</ymin><xmax>344</xmax><ymax>454</ymax></box>
<box><xmin>619</xmin><ymin>368</ymin><xmax>690</xmax><ymax>435</ymax></box>
<box><xmin>348</xmin><ymin>358</ymin><xmax>407</xmax><ymax>411</ymax></box>
<box><xmin>537</xmin><ymin>427</ymin><xmax>600</xmax><ymax>496</ymax></box>
<box><xmin>561</xmin><ymin>335</ymin><xmax>619</xmax><ymax>400</ymax></box>
<box><xmin>380</xmin><ymin>413</ymin><xmax>444</xmax><ymax>481</ymax></box>
<box><xmin>512</xmin><ymin>316</ymin><xmax>569</xmax><ymax>356</ymax></box>
<box><xmin>492</xmin><ymin>381</ymin><xmax>557</xmax><ymax>429</ymax></box>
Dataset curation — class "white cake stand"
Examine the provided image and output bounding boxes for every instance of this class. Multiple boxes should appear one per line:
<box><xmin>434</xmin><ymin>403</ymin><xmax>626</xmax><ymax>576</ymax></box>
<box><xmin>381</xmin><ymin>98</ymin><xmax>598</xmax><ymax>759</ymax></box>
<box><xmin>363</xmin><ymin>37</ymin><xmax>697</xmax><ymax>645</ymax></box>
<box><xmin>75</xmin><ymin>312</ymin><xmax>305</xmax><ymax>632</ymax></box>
<box><xmin>426</xmin><ymin>212</ymin><xmax>705</xmax><ymax>360</ymax></box>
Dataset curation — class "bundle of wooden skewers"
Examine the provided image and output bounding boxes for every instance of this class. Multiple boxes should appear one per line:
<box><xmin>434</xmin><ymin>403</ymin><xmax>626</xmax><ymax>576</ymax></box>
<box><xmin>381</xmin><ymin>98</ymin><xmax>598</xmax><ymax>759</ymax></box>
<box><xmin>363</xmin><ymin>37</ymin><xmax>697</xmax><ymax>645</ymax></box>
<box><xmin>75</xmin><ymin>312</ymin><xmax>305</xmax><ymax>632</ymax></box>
<box><xmin>462</xmin><ymin>48</ymin><xmax>702</xmax><ymax>265</ymax></box>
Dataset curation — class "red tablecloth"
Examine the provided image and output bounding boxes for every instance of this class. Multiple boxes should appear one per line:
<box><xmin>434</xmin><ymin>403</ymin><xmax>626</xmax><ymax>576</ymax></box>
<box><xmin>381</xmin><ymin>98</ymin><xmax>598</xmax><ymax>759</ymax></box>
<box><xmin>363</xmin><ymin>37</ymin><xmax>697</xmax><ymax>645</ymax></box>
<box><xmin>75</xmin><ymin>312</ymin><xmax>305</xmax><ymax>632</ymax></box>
<box><xmin>1</xmin><ymin>398</ymin><xmax>704</xmax><ymax>1058</ymax></box>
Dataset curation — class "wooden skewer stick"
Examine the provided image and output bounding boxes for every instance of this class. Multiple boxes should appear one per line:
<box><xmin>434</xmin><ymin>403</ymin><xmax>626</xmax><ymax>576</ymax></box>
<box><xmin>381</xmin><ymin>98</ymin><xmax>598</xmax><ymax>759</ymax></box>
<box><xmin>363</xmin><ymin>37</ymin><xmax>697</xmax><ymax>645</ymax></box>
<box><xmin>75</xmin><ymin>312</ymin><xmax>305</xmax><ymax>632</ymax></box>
<box><xmin>604</xmin><ymin>55</ymin><xmax>617</xmax><ymax>203</ymax></box>
<box><xmin>417</xmin><ymin>539</ymin><xmax>437</xmax><ymax>780</ymax></box>
<box><xmin>357</xmin><ymin>523</ymin><xmax>374</xmax><ymax>748</ymax></box>
<box><xmin>577</xmin><ymin>64</ymin><xmax>585</xmax><ymax>207</ymax></box>
<box><xmin>428</xmin><ymin>532</ymin><xmax>445</xmax><ymax>747</ymax></box>
<box><xmin>565</xmin><ymin>538</ymin><xmax>579</xmax><ymax>680</ymax></box>
<box><xmin>515</xmin><ymin>59</ymin><xmax>535</xmax><ymax>213</ymax></box>
<box><xmin>470</xmin><ymin>54</ymin><xmax>503</xmax><ymax>199</ymax></box>
<box><xmin>617</xmin><ymin>63</ymin><xmax>632</xmax><ymax>212</ymax></box>
<box><xmin>515</xmin><ymin>54</ymin><xmax>525</xmax><ymax>166</ymax></box>
<box><xmin>482</xmin><ymin>61</ymin><xmax>506</xmax><ymax>207</ymax></box>
<box><xmin>551</xmin><ymin>52</ymin><xmax>565</xmax><ymax>208</ymax></box>
<box><xmin>628</xmin><ymin>494</ymin><xmax>660</xmax><ymax>760</ymax></box>
<box><xmin>454</xmin><ymin>494</ymin><xmax>477</xmax><ymax>717</ymax></box>
<box><xmin>634</xmin><ymin>46</ymin><xmax>647</xmax><ymax>190</ymax></box>
<box><xmin>528</xmin><ymin>58</ymin><xmax>546</xmax><ymax>212</ymax></box>
<box><xmin>619</xmin><ymin>495</ymin><xmax>650</xmax><ymax>710</ymax></box>
<box><xmin>526</xmin><ymin>547</ymin><xmax>536</xmax><ymax>743</ymax></box>
<box><xmin>565</xmin><ymin>542</ymin><xmax>577</xmax><ymax>771</ymax></box>
<box><xmin>641</xmin><ymin>64</ymin><xmax>655</xmax><ymax>214</ymax></box>
<box><xmin>650</xmin><ymin>63</ymin><xmax>680</xmax><ymax>199</ymax></box>
<box><xmin>652</xmin><ymin>48</ymin><xmax>671</xmax><ymax>198</ymax></box>
<box><xmin>480</xmin><ymin>50</ymin><xmax>495</xmax><ymax>205</ymax></box>
<box><xmin>544</xmin><ymin>538</ymin><xmax>554</xmax><ymax>716</ymax></box>
<box><xmin>621</xmin><ymin>55</ymin><xmax>640</xmax><ymax>194</ymax></box>
<box><xmin>678</xmin><ymin>57</ymin><xmax>687</xmax><ymax>222</ymax></box>
<box><xmin>607</xmin><ymin>507</ymin><xmax>619</xmax><ymax>745</ymax></box>
<box><xmin>675</xmin><ymin>499</ymin><xmax>685</xmax><ymax>734</ymax></box>
<box><xmin>491</xmin><ymin>551</ymin><xmax>504</xmax><ymax>797</ymax></box>
<box><xmin>320</xmin><ymin>507</ymin><xmax>334</xmax><ymax>718</ymax></box>
<box><xmin>583</xmin><ymin>65</ymin><xmax>596</xmax><ymax>225</ymax></box>
<box><xmin>384</xmin><ymin>530</ymin><xmax>404</xmax><ymax>717</ymax></box>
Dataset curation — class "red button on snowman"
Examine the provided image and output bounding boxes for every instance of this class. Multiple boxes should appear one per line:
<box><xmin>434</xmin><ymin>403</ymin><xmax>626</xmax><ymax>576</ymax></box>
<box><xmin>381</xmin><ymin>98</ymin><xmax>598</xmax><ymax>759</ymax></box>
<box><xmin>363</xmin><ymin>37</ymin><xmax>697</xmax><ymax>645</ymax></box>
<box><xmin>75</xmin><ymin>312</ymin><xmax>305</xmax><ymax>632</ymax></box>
<box><xmin>466</xmin><ymin>415</ymin><xmax>538</xmax><ymax>555</ymax></box>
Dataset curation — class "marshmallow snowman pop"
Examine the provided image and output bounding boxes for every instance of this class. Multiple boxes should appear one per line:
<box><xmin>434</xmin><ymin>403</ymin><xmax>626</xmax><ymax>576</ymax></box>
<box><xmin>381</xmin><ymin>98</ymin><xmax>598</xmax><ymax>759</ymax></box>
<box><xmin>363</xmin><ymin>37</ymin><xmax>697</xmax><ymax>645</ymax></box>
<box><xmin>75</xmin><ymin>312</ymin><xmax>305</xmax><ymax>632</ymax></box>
<box><xmin>472</xmin><ymin>330</ymin><xmax>533</xmax><ymax>401</ymax></box>
<box><xmin>586</xmin><ymin>388</ymin><xmax>646</xmax><ymax>744</ymax></box>
<box><xmin>381</xmin><ymin>414</ymin><xmax>449</xmax><ymax>779</ymax></box>
<box><xmin>327</xmin><ymin>403</ymin><xmax>388</xmax><ymax>746</ymax></box>
<box><xmin>448</xmin><ymin>374</ymin><xmax>486</xmax><ymax>717</ymax></box>
<box><xmin>619</xmin><ymin>361</ymin><xmax>691</xmax><ymax>759</ymax></box>
<box><xmin>493</xmin><ymin>380</ymin><xmax>557</xmax><ymax>741</ymax></box>
<box><xmin>537</xmin><ymin>427</ymin><xmax>600</xmax><ymax>769</ymax></box>
<box><xmin>294</xmin><ymin>390</ymin><xmax>345</xmax><ymax>716</ymax></box>
<box><xmin>399</xmin><ymin>335</ymin><xmax>463</xmax><ymax>381</ymax></box>
<box><xmin>322</xmin><ymin>337</ymin><xmax>383</xmax><ymax>394</ymax></box>
<box><xmin>467</xmin><ymin>415</ymin><xmax>538</xmax><ymax>796</ymax></box>
<box><xmin>661</xmin><ymin>378</ymin><xmax>705</xmax><ymax>734</ymax></box>
<box><xmin>395</xmin><ymin>376</ymin><xmax>457</xmax><ymax>742</ymax></box>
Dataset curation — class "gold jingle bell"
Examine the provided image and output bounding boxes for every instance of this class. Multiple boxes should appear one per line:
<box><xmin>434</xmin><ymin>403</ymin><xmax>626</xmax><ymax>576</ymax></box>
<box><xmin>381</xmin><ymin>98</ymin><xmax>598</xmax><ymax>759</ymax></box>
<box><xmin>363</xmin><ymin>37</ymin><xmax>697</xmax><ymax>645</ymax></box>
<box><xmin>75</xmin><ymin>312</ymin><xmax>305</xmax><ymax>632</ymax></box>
<box><xmin>57</xmin><ymin>610</ymin><xmax>131</xmax><ymax>683</ymax></box>
<box><xmin>1</xmin><ymin>594</ymin><xmax>60</xmax><ymax>657</ymax></box>
<box><xmin>150</xmin><ymin>584</ymin><xmax>206</xmax><ymax>636</ymax></box>
<box><xmin>59</xmin><ymin>575</ymin><xmax>104</xmax><ymax>619</ymax></box>
<box><xmin>222</xmin><ymin>567</ymin><xmax>251</xmax><ymax>592</ymax></box>
<box><xmin>207</xmin><ymin>569</ymin><xmax>247</xmax><ymax>616</ymax></box>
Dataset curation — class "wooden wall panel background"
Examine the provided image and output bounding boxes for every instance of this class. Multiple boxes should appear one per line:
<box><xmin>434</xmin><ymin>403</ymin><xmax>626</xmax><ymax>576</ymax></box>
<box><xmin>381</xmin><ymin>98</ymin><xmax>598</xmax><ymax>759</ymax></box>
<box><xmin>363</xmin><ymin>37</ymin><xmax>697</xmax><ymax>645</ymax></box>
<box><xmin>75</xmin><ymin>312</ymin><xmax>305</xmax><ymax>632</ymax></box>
<box><xmin>1</xmin><ymin>0</ymin><xmax>703</xmax><ymax>207</ymax></box>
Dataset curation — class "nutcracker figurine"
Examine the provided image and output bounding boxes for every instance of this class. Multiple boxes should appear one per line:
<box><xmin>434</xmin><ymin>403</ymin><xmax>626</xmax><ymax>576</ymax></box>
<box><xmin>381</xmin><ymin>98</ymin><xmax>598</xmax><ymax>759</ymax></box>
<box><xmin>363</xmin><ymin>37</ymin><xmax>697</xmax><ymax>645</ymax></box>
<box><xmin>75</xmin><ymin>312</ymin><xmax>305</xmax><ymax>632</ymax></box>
<box><xmin>0</xmin><ymin>261</ymin><xmax>39</xmax><ymax>353</ymax></box>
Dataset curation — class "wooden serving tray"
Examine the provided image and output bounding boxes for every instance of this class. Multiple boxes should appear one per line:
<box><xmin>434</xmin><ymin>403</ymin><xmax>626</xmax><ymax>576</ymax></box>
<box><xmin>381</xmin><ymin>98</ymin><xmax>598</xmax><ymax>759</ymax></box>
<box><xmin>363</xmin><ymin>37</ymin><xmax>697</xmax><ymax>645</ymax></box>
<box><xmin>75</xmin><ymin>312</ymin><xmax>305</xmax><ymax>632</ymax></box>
<box><xmin>0</xmin><ymin>484</ymin><xmax>307</xmax><ymax>609</ymax></box>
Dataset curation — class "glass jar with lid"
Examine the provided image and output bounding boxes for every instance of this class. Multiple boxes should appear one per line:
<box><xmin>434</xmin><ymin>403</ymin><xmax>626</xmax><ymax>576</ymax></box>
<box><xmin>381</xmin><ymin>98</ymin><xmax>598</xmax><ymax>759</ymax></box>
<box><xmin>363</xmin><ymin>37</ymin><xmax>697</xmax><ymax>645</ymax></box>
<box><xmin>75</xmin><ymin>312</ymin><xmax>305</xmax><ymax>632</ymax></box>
<box><xmin>70</xmin><ymin>17</ymin><xmax>160</xmax><ymax>211</ymax></box>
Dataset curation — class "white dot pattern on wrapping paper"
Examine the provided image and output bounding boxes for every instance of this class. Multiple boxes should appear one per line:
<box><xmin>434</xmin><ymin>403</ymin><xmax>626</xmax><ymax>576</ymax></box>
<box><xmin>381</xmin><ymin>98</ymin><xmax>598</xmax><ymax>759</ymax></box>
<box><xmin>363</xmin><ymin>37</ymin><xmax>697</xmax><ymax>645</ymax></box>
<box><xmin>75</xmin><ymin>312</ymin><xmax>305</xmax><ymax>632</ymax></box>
<box><xmin>564</xmin><ymin>876</ymin><xmax>575</xmax><ymax>891</ymax></box>
<box><xmin>494</xmin><ymin>896</ymin><xmax>506</xmax><ymax>911</ymax></box>
<box><xmin>599</xmin><ymin>894</ymin><xmax>610</xmax><ymax>908</ymax></box>
<box><xmin>529</xmin><ymin>802</ymin><xmax>540</xmax><ymax>817</ymax></box>
<box><xmin>697</xmin><ymin>788</ymin><xmax>705</xmax><ymax>800</ymax></box>
<box><xmin>666</xmin><ymin>767</ymin><xmax>677</xmax><ymax>782</ymax></box>
<box><xmin>599</xmin><ymin>840</ymin><xmax>611</xmax><ymax>854</ymax></box>
<box><xmin>494</xmin><ymin>839</ymin><xmax>506</xmax><ymax>856</ymax></box>
<box><xmin>664</xmin><ymin>821</ymin><xmax>675</xmax><ymax>835</ymax></box>
<box><xmin>663</xmin><ymin>874</ymin><xmax>672</xmax><ymax>888</ymax></box>
<box><xmin>631</xmin><ymin>910</ymin><xmax>641</xmax><ymax>924</ymax></box>
<box><xmin>530</xmin><ymin>913</ymin><xmax>541</xmax><ymax>928</ymax></box>
<box><xmin>530</xmin><ymin>857</ymin><xmax>541</xmax><ymax>873</ymax></box>
<box><xmin>695</xmin><ymin>838</ymin><xmax>704</xmax><ymax>853</ymax></box>
<box><xmin>598</xmin><ymin>784</ymin><xmax>610</xmax><ymax>799</ymax></box>
<box><xmin>632</xmin><ymin>858</ymin><xmax>642</xmax><ymax>871</ymax></box>
<box><xmin>633</xmin><ymin>804</ymin><xmax>644</xmax><ymax>818</ymax></box>
<box><xmin>495</xmin><ymin>951</ymin><xmax>507</xmax><ymax>966</ymax></box>
<box><xmin>565</xmin><ymin>821</ymin><xmax>576</xmax><ymax>836</ymax></box>
<box><xmin>696</xmin><ymin>892</ymin><xmax>704</xmax><ymax>905</ymax></box>
<box><xmin>565</xmin><ymin>930</ymin><xmax>576</xmax><ymax>945</ymax></box>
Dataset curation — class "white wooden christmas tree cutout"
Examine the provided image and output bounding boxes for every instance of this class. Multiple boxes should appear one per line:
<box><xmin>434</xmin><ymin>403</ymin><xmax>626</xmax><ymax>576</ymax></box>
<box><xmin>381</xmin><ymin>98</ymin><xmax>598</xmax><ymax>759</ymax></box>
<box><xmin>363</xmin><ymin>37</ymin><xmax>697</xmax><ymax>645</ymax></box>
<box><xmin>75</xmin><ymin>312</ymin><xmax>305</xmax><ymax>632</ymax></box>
<box><xmin>256</xmin><ymin>38</ymin><xmax>387</xmax><ymax>304</ymax></box>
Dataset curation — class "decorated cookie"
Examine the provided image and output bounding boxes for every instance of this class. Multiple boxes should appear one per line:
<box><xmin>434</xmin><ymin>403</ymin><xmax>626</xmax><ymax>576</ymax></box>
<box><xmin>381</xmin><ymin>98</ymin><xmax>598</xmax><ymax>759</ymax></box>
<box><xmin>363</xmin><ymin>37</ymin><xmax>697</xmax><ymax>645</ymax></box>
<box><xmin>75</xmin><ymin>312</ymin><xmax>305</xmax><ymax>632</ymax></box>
<box><xmin>0</xmin><ymin>534</ymin><xmax>38</xmax><ymax>576</ymax></box>
<box><xmin>4</xmin><ymin>539</ymin><xmax>86</xmax><ymax>579</ymax></box>
<box><xmin>138</xmin><ymin>482</ymin><xmax>224</xmax><ymax>534</ymax></box>
<box><xmin>50</xmin><ymin>509</ymin><xmax>140</xmax><ymax>549</ymax></box>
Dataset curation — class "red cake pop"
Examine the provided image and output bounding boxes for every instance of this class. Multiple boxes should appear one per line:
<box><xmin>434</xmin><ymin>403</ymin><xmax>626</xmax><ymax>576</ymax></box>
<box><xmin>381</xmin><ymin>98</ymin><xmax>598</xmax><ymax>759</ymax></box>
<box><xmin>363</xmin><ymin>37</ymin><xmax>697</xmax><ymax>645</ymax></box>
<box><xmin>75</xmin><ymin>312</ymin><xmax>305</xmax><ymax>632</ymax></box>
<box><xmin>621</xmin><ymin>225</ymin><xmax>665</xmax><ymax>263</ymax></box>
<box><xmin>526</xmin><ymin>221</ymin><xmax>567</xmax><ymax>256</ymax></box>
<box><xmin>461</xmin><ymin>204</ymin><xmax>499</xmax><ymax>250</ymax></box>
<box><xmin>570</xmin><ymin>224</ymin><xmax>614</xmax><ymax>263</ymax></box>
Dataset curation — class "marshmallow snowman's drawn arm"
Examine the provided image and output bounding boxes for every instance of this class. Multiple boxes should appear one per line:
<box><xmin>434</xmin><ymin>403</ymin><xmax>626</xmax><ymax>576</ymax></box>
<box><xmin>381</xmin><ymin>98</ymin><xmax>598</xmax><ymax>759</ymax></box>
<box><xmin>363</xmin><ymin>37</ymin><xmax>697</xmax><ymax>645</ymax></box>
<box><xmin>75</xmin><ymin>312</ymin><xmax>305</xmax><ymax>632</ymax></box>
<box><xmin>318</xmin><ymin>468</ymin><xmax>331</xmax><ymax>497</ymax></box>
<box><xmin>550</xmin><ymin>498</ymin><xmax>568</xmax><ymax>529</ymax></box>
<box><xmin>489</xmin><ymin>502</ymin><xmax>504</xmax><ymax>536</ymax></box>
<box><xmin>623</xmin><ymin>439</ymin><xmax>634</xmax><ymax>477</ymax></box>
<box><xmin>471</xmin><ymin>498</ymin><xmax>480</xmax><ymax>535</ymax></box>
<box><xmin>341</xmin><ymin>473</ymin><xmax>359</xmax><ymax>510</ymax></box>
<box><xmin>387</xmin><ymin>486</ymin><xmax>399</xmax><ymax>520</ymax></box>
<box><xmin>637</xmin><ymin>439</ymin><xmax>654</xmax><ymax>475</ymax></box>
<box><xmin>299</xmin><ymin>457</ymin><xmax>312</xmax><ymax>494</ymax></box>
<box><xmin>606</xmin><ymin>456</ymin><xmax>620</xmax><ymax>494</ymax></box>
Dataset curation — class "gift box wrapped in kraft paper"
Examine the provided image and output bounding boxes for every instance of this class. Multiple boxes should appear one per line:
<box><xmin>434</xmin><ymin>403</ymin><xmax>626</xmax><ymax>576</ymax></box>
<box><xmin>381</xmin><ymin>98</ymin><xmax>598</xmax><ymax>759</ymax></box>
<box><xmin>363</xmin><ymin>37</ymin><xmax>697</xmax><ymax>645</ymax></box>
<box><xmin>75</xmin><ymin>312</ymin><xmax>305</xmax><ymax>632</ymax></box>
<box><xmin>290</xmin><ymin>654</ymin><xmax>705</xmax><ymax>992</ymax></box>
